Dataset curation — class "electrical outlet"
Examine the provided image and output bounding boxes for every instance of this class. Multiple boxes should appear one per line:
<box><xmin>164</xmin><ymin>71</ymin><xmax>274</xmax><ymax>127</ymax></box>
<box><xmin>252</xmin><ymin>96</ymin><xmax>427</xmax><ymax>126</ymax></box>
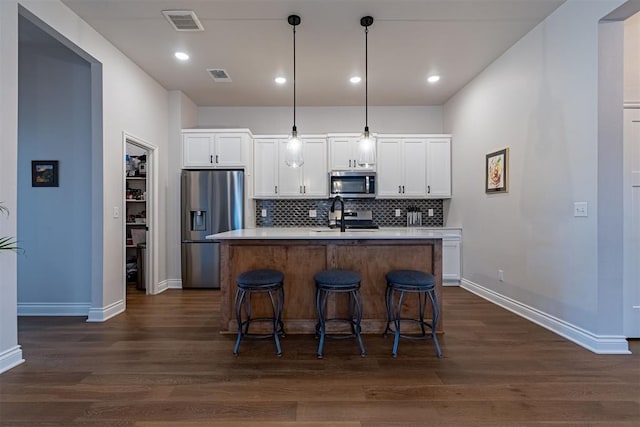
<box><xmin>498</xmin><ymin>269</ymin><xmax>504</xmax><ymax>282</ymax></box>
<box><xmin>309</xmin><ymin>209</ymin><xmax>317</xmax><ymax>218</ymax></box>
<box><xmin>261</xmin><ymin>209</ymin><xmax>267</xmax><ymax>218</ymax></box>
<box><xmin>428</xmin><ymin>208</ymin><xmax>434</xmax><ymax>217</ymax></box>
<box><xmin>395</xmin><ymin>209</ymin><xmax>401</xmax><ymax>217</ymax></box>
<box><xmin>113</xmin><ymin>207</ymin><xmax>119</xmax><ymax>218</ymax></box>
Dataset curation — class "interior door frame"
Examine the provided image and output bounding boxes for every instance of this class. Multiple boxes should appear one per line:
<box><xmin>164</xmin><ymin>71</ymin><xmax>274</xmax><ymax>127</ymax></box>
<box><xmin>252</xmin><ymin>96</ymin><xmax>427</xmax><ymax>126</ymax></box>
<box><xmin>623</xmin><ymin>105</ymin><xmax>640</xmax><ymax>337</ymax></box>
<box><xmin>122</xmin><ymin>132</ymin><xmax>158</xmax><ymax>296</ymax></box>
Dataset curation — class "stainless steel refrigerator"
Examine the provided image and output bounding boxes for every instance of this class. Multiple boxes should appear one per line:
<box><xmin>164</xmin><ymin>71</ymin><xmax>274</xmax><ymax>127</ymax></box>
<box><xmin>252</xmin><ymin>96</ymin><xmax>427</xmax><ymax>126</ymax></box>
<box><xmin>181</xmin><ymin>170</ymin><xmax>244</xmax><ymax>289</ymax></box>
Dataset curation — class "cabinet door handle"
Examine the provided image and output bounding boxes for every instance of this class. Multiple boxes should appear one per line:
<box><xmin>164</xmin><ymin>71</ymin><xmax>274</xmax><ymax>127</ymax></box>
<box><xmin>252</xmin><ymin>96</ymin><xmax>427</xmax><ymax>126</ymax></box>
<box><xmin>349</xmin><ymin>159</ymin><xmax>351</xmax><ymax>167</ymax></box>
<box><xmin>215</xmin><ymin>154</ymin><xmax>219</xmax><ymax>164</ymax></box>
<box><xmin>402</xmin><ymin>185</ymin><xmax>405</xmax><ymax>193</ymax></box>
<box><xmin>210</xmin><ymin>155</ymin><xmax>213</xmax><ymax>164</ymax></box>
<box><xmin>398</xmin><ymin>185</ymin><xmax>402</xmax><ymax>194</ymax></box>
<box><xmin>428</xmin><ymin>185</ymin><xmax>431</xmax><ymax>194</ymax></box>
<box><xmin>275</xmin><ymin>185</ymin><xmax>278</xmax><ymax>194</ymax></box>
<box><xmin>300</xmin><ymin>185</ymin><xmax>303</xmax><ymax>193</ymax></box>
<box><xmin>304</xmin><ymin>185</ymin><xmax>306</xmax><ymax>193</ymax></box>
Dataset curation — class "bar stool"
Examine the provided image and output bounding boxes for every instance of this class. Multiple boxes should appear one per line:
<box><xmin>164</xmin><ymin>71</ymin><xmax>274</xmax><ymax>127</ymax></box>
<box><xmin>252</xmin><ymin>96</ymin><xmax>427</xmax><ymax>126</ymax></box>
<box><xmin>384</xmin><ymin>269</ymin><xmax>442</xmax><ymax>358</ymax></box>
<box><xmin>314</xmin><ymin>269</ymin><xmax>366</xmax><ymax>358</ymax></box>
<box><xmin>233</xmin><ymin>268</ymin><xmax>285</xmax><ymax>356</ymax></box>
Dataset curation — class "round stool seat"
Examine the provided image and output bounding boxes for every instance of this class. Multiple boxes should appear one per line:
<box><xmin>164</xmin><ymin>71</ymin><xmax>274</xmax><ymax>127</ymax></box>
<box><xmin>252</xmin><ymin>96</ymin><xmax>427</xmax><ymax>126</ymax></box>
<box><xmin>386</xmin><ymin>269</ymin><xmax>435</xmax><ymax>289</ymax></box>
<box><xmin>314</xmin><ymin>269</ymin><xmax>361</xmax><ymax>288</ymax></box>
<box><xmin>237</xmin><ymin>269</ymin><xmax>284</xmax><ymax>288</ymax></box>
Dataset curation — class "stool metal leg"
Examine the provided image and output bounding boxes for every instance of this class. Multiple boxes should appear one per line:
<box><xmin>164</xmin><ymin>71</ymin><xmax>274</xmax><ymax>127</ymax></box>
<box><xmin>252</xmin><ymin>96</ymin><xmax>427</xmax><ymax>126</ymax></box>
<box><xmin>233</xmin><ymin>288</ymin><xmax>247</xmax><ymax>356</ymax></box>
<box><xmin>267</xmin><ymin>289</ymin><xmax>283</xmax><ymax>356</ymax></box>
<box><xmin>316</xmin><ymin>288</ymin><xmax>329</xmax><ymax>358</ymax></box>
<box><xmin>351</xmin><ymin>289</ymin><xmax>366</xmax><ymax>356</ymax></box>
<box><xmin>427</xmin><ymin>289</ymin><xmax>442</xmax><ymax>358</ymax></box>
<box><xmin>392</xmin><ymin>289</ymin><xmax>406</xmax><ymax>357</ymax></box>
<box><xmin>384</xmin><ymin>284</ymin><xmax>393</xmax><ymax>336</ymax></box>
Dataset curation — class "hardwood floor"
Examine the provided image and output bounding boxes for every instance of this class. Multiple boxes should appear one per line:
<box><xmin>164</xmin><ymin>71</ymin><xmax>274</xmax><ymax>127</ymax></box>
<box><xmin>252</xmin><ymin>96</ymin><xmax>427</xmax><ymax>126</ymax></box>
<box><xmin>1</xmin><ymin>286</ymin><xmax>638</xmax><ymax>426</ymax></box>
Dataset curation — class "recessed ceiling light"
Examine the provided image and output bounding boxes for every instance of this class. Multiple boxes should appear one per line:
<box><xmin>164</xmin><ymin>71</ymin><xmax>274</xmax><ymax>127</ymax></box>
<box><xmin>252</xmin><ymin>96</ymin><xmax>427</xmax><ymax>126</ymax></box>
<box><xmin>174</xmin><ymin>51</ymin><xmax>190</xmax><ymax>61</ymax></box>
<box><xmin>275</xmin><ymin>76</ymin><xmax>287</xmax><ymax>84</ymax></box>
<box><xmin>350</xmin><ymin>76</ymin><xmax>362</xmax><ymax>84</ymax></box>
<box><xmin>427</xmin><ymin>75</ymin><xmax>440</xmax><ymax>83</ymax></box>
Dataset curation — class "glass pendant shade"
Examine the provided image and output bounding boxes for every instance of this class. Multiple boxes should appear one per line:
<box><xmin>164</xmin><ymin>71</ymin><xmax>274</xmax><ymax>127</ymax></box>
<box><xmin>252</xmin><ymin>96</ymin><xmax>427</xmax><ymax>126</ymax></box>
<box><xmin>285</xmin><ymin>128</ymin><xmax>304</xmax><ymax>168</ymax></box>
<box><xmin>357</xmin><ymin>127</ymin><xmax>376</xmax><ymax>167</ymax></box>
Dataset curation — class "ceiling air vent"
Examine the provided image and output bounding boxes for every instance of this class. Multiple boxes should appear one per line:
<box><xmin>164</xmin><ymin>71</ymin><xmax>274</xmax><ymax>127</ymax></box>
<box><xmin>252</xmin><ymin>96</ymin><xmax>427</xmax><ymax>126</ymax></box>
<box><xmin>207</xmin><ymin>69</ymin><xmax>232</xmax><ymax>83</ymax></box>
<box><xmin>162</xmin><ymin>10</ymin><xmax>204</xmax><ymax>32</ymax></box>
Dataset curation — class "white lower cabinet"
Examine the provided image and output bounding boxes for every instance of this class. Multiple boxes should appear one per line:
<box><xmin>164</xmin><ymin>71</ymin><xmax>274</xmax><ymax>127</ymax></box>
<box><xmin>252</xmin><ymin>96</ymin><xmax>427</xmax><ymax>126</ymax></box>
<box><xmin>442</xmin><ymin>230</ymin><xmax>462</xmax><ymax>284</ymax></box>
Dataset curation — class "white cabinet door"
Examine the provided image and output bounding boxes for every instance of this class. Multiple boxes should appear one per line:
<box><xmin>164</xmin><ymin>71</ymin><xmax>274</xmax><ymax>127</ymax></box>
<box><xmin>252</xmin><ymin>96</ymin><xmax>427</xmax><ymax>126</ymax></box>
<box><xmin>443</xmin><ymin>239</ymin><xmax>461</xmax><ymax>282</ymax></box>
<box><xmin>329</xmin><ymin>137</ymin><xmax>355</xmax><ymax>170</ymax></box>
<box><xmin>302</xmin><ymin>137</ymin><xmax>328</xmax><ymax>197</ymax></box>
<box><xmin>402</xmin><ymin>138</ymin><xmax>427</xmax><ymax>197</ymax></box>
<box><xmin>183</xmin><ymin>131</ymin><xmax>247</xmax><ymax>168</ymax></box>
<box><xmin>183</xmin><ymin>134</ymin><xmax>214</xmax><ymax>167</ymax></box>
<box><xmin>278</xmin><ymin>140</ymin><xmax>303</xmax><ymax>197</ymax></box>
<box><xmin>376</xmin><ymin>138</ymin><xmax>403</xmax><ymax>197</ymax></box>
<box><xmin>214</xmin><ymin>133</ymin><xmax>245</xmax><ymax>167</ymax></box>
<box><xmin>329</xmin><ymin>136</ymin><xmax>376</xmax><ymax>171</ymax></box>
<box><xmin>427</xmin><ymin>138</ymin><xmax>451</xmax><ymax>197</ymax></box>
<box><xmin>253</xmin><ymin>138</ymin><xmax>279</xmax><ymax>198</ymax></box>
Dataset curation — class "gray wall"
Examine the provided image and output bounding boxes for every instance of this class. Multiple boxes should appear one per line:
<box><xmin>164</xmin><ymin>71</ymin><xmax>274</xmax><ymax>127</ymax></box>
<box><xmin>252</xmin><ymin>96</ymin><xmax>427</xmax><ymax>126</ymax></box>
<box><xmin>443</xmin><ymin>0</ymin><xmax>625</xmax><ymax>336</ymax></box>
<box><xmin>198</xmin><ymin>106</ymin><xmax>443</xmax><ymax>134</ymax></box>
<box><xmin>17</xmin><ymin>16</ymin><xmax>92</xmax><ymax>307</ymax></box>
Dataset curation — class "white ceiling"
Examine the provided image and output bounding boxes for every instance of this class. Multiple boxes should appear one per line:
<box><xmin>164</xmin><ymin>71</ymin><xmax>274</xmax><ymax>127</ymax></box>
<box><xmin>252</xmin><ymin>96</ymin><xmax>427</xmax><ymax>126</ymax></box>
<box><xmin>59</xmin><ymin>0</ymin><xmax>565</xmax><ymax>107</ymax></box>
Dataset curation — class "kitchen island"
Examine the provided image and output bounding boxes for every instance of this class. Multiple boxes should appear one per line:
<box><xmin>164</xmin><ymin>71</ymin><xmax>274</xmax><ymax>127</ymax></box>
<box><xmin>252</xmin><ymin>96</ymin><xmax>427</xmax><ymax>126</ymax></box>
<box><xmin>208</xmin><ymin>228</ymin><xmax>445</xmax><ymax>334</ymax></box>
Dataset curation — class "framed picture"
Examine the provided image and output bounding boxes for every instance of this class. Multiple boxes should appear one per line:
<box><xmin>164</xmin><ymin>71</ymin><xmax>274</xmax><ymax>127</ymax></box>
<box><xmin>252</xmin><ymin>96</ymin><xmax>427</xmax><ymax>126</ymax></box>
<box><xmin>31</xmin><ymin>160</ymin><xmax>59</xmax><ymax>187</ymax></box>
<box><xmin>485</xmin><ymin>148</ymin><xmax>508</xmax><ymax>193</ymax></box>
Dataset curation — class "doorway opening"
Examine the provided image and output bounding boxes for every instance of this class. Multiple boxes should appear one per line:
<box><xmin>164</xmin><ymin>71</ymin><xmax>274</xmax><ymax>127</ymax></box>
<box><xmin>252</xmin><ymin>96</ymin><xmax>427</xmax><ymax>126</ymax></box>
<box><xmin>123</xmin><ymin>133</ymin><xmax>158</xmax><ymax>299</ymax></box>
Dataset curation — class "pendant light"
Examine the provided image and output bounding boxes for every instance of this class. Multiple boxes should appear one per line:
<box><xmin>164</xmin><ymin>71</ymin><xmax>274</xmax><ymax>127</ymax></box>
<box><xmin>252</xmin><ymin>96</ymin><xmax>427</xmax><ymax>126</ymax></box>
<box><xmin>285</xmin><ymin>14</ymin><xmax>303</xmax><ymax>168</ymax></box>
<box><xmin>357</xmin><ymin>16</ymin><xmax>375</xmax><ymax>167</ymax></box>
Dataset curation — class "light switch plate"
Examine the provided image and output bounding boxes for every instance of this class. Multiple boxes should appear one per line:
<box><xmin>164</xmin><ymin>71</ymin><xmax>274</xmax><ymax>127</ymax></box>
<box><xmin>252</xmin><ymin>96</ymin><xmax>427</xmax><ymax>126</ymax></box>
<box><xmin>113</xmin><ymin>207</ymin><xmax>119</xmax><ymax>218</ymax></box>
<box><xmin>261</xmin><ymin>209</ymin><xmax>267</xmax><ymax>217</ymax></box>
<box><xmin>573</xmin><ymin>202</ymin><xmax>588</xmax><ymax>217</ymax></box>
<box><xmin>309</xmin><ymin>209</ymin><xmax>317</xmax><ymax>218</ymax></box>
<box><xmin>395</xmin><ymin>209</ymin><xmax>401</xmax><ymax>217</ymax></box>
<box><xmin>428</xmin><ymin>209</ymin><xmax>434</xmax><ymax>217</ymax></box>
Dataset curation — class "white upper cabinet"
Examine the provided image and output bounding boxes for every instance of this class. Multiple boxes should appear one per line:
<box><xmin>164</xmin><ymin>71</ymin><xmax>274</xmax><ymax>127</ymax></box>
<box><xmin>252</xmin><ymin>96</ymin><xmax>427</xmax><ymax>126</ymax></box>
<box><xmin>328</xmin><ymin>135</ymin><xmax>376</xmax><ymax>171</ymax></box>
<box><xmin>426</xmin><ymin>137</ymin><xmax>451</xmax><ymax>197</ymax></box>
<box><xmin>253</xmin><ymin>137</ymin><xmax>280</xmax><ymax>198</ymax></box>
<box><xmin>377</xmin><ymin>137</ymin><xmax>426</xmax><ymax>198</ymax></box>
<box><xmin>377</xmin><ymin>135</ymin><xmax>451</xmax><ymax>199</ymax></box>
<box><xmin>300</xmin><ymin>137</ymin><xmax>328</xmax><ymax>197</ymax></box>
<box><xmin>253</xmin><ymin>135</ymin><xmax>327</xmax><ymax>199</ymax></box>
<box><xmin>182</xmin><ymin>130</ymin><xmax>249</xmax><ymax>168</ymax></box>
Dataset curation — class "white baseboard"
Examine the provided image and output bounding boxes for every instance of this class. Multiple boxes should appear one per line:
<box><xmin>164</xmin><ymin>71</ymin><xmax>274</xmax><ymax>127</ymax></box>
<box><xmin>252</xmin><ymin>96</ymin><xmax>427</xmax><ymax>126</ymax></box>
<box><xmin>0</xmin><ymin>345</ymin><xmax>24</xmax><ymax>374</ymax></box>
<box><xmin>460</xmin><ymin>279</ymin><xmax>631</xmax><ymax>355</ymax></box>
<box><xmin>17</xmin><ymin>302</ymin><xmax>90</xmax><ymax>316</ymax></box>
<box><xmin>86</xmin><ymin>299</ymin><xmax>125</xmax><ymax>322</ymax></box>
<box><xmin>167</xmin><ymin>279</ymin><xmax>182</xmax><ymax>289</ymax></box>
<box><xmin>443</xmin><ymin>280</ymin><xmax>460</xmax><ymax>287</ymax></box>
<box><xmin>156</xmin><ymin>280</ymin><xmax>169</xmax><ymax>294</ymax></box>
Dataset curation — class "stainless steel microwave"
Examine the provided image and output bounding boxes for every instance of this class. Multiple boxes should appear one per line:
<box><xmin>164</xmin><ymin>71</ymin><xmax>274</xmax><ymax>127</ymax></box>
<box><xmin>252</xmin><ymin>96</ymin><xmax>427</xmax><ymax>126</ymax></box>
<box><xmin>329</xmin><ymin>171</ymin><xmax>376</xmax><ymax>198</ymax></box>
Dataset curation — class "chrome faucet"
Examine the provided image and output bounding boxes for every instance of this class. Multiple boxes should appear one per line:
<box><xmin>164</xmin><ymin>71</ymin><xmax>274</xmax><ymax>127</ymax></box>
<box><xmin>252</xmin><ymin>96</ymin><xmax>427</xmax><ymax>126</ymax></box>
<box><xmin>330</xmin><ymin>195</ymin><xmax>346</xmax><ymax>232</ymax></box>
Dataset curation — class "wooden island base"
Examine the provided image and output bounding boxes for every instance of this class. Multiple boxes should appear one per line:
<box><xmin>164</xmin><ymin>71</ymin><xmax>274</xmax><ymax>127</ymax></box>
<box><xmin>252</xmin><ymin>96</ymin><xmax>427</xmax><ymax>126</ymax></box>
<box><xmin>219</xmin><ymin>238</ymin><xmax>443</xmax><ymax>334</ymax></box>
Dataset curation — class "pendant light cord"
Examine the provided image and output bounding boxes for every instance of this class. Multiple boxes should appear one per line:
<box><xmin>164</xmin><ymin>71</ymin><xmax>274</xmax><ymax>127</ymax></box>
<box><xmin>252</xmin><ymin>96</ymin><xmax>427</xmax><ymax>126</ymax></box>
<box><xmin>365</xmin><ymin>25</ymin><xmax>368</xmax><ymax>132</ymax></box>
<box><xmin>293</xmin><ymin>24</ymin><xmax>297</xmax><ymax>132</ymax></box>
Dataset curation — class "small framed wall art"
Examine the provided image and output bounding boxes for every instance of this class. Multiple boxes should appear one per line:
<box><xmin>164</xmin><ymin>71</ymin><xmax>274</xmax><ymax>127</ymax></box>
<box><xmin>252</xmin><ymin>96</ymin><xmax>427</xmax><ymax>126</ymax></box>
<box><xmin>31</xmin><ymin>160</ymin><xmax>59</xmax><ymax>187</ymax></box>
<box><xmin>485</xmin><ymin>148</ymin><xmax>508</xmax><ymax>193</ymax></box>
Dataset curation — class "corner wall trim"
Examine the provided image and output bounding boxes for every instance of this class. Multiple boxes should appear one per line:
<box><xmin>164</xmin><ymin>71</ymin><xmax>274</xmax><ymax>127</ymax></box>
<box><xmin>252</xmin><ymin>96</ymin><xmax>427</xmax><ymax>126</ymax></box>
<box><xmin>460</xmin><ymin>279</ymin><xmax>631</xmax><ymax>355</ymax></box>
<box><xmin>17</xmin><ymin>302</ymin><xmax>91</xmax><ymax>316</ymax></box>
<box><xmin>0</xmin><ymin>346</ymin><xmax>25</xmax><ymax>375</ymax></box>
<box><xmin>86</xmin><ymin>299</ymin><xmax>125</xmax><ymax>322</ymax></box>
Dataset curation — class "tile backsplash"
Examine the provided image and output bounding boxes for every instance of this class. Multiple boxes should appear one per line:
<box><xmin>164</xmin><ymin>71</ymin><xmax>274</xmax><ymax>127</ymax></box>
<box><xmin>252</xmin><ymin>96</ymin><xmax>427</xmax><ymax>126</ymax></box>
<box><xmin>255</xmin><ymin>199</ymin><xmax>444</xmax><ymax>228</ymax></box>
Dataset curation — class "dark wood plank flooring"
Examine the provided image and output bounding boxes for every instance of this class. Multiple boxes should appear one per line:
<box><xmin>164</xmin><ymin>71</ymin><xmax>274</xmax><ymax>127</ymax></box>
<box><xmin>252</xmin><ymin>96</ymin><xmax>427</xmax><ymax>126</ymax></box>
<box><xmin>0</xmin><ymin>286</ymin><xmax>638</xmax><ymax>426</ymax></box>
